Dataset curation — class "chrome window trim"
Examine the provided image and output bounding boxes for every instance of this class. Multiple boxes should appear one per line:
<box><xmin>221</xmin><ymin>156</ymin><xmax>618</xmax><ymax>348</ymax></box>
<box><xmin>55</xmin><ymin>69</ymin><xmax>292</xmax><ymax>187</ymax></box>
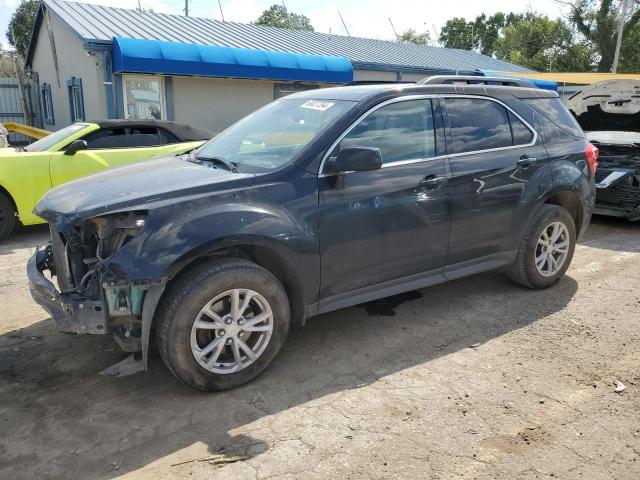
<box><xmin>318</xmin><ymin>93</ymin><xmax>538</xmax><ymax>176</ymax></box>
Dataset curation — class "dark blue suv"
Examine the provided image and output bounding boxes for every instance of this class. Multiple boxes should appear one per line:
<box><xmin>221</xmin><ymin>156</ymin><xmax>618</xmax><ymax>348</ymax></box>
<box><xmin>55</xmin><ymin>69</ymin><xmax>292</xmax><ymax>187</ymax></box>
<box><xmin>29</xmin><ymin>77</ymin><xmax>597</xmax><ymax>391</ymax></box>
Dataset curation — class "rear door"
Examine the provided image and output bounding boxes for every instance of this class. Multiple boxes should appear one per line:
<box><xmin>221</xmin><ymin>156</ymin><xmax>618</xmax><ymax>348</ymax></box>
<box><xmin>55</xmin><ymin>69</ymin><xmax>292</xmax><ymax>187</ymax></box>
<box><xmin>443</xmin><ymin>96</ymin><xmax>549</xmax><ymax>267</ymax></box>
<box><xmin>317</xmin><ymin>97</ymin><xmax>451</xmax><ymax>303</ymax></box>
<box><xmin>49</xmin><ymin>126</ymin><xmax>168</xmax><ymax>187</ymax></box>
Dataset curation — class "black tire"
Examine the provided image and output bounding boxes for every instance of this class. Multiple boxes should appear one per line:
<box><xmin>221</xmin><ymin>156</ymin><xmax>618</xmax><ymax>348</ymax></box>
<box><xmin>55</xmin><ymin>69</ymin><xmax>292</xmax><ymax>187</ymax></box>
<box><xmin>156</xmin><ymin>258</ymin><xmax>290</xmax><ymax>391</ymax></box>
<box><xmin>508</xmin><ymin>204</ymin><xmax>576</xmax><ymax>289</ymax></box>
<box><xmin>0</xmin><ymin>193</ymin><xmax>16</xmax><ymax>242</ymax></box>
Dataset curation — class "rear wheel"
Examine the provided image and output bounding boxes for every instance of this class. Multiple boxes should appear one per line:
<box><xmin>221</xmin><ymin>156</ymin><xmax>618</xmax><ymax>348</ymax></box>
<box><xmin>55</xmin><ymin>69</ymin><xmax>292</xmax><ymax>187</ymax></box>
<box><xmin>508</xmin><ymin>204</ymin><xmax>576</xmax><ymax>289</ymax></box>
<box><xmin>156</xmin><ymin>258</ymin><xmax>290</xmax><ymax>391</ymax></box>
<box><xmin>0</xmin><ymin>193</ymin><xmax>16</xmax><ymax>241</ymax></box>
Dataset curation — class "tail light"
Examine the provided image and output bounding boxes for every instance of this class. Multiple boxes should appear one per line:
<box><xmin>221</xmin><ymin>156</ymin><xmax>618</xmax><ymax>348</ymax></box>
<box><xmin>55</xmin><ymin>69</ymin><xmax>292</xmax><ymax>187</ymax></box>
<box><xmin>585</xmin><ymin>142</ymin><xmax>599</xmax><ymax>175</ymax></box>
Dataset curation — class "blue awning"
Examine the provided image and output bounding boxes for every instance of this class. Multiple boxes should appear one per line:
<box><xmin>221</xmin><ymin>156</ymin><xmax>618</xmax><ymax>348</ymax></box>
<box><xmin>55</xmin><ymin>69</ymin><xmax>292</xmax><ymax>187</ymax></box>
<box><xmin>112</xmin><ymin>37</ymin><xmax>353</xmax><ymax>84</ymax></box>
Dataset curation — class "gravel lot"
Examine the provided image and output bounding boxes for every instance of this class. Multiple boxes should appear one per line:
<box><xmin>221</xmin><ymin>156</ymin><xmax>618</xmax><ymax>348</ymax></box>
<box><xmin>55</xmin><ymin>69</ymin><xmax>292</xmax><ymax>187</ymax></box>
<box><xmin>0</xmin><ymin>217</ymin><xmax>638</xmax><ymax>480</ymax></box>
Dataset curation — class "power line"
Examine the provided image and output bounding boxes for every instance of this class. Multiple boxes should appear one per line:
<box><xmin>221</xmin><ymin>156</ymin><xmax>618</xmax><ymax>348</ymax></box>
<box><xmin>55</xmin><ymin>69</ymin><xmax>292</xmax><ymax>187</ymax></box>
<box><xmin>337</xmin><ymin>10</ymin><xmax>350</xmax><ymax>36</ymax></box>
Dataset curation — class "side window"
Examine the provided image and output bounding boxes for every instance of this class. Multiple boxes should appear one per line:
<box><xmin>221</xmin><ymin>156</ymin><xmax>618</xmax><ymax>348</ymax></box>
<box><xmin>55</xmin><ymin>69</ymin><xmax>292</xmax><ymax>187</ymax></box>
<box><xmin>158</xmin><ymin>128</ymin><xmax>179</xmax><ymax>144</ymax></box>
<box><xmin>338</xmin><ymin>99</ymin><xmax>436</xmax><ymax>165</ymax></box>
<box><xmin>446</xmin><ymin>98</ymin><xmax>512</xmax><ymax>154</ymax></box>
<box><xmin>83</xmin><ymin>128</ymin><xmax>127</xmax><ymax>149</ymax></box>
<box><xmin>127</xmin><ymin>127</ymin><xmax>160</xmax><ymax>147</ymax></box>
<box><xmin>509</xmin><ymin>111</ymin><xmax>534</xmax><ymax>145</ymax></box>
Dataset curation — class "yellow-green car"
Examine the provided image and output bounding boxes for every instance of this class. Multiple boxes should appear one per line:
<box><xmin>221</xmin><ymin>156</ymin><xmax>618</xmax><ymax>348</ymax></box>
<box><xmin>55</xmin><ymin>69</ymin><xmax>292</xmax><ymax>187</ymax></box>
<box><xmin>0</xmin><ymin>120</ymin><xmax>212</xmax><ymax>240</ymax></box>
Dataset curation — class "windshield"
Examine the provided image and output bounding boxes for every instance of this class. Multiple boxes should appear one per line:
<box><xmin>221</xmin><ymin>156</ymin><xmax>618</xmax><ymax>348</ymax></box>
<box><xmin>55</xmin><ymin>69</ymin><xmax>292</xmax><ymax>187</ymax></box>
<box><xmin>195</xmin><ymin>98</ymin><xmax>356</xmax><ymax>170</ymax></box>
<box><xmin>24</xmin><ymin>123</ymin><xmax>89</xmax><ymax>152</ymax></box>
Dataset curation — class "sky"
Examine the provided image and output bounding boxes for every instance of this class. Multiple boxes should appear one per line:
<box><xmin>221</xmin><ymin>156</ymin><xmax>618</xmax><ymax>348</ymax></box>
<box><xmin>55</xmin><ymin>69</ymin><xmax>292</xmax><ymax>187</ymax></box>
<box><xmin>0</xmin><ymin>0</ymin><xmax>570</xmax><ymax>48</ymax></box>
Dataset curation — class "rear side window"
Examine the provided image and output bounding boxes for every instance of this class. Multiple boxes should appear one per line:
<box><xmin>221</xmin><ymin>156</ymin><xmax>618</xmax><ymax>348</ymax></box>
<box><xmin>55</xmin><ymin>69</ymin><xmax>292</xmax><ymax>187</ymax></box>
<box><xmin>158</xmin><ymin>128</ymin><xmax>179</xmax><ymax>144</ymax></box>
<box><xmin>446</xmin><ymin>98</ymin><xmax>512</xmax><ymax>154</ymax></box>
<box><xmin>127</xmin><ymin>127</ymin><xmax>160</xmax><ymax>147</ymax></box>
<box><xmin>338</xmin><ymin>99</ymin><xmax>436</xmax><ymax>165</ymax></box>
<box><xmin>521</xmin><ymin>98</ymin><xmax>584</xmax><ymax>138</ymax></box>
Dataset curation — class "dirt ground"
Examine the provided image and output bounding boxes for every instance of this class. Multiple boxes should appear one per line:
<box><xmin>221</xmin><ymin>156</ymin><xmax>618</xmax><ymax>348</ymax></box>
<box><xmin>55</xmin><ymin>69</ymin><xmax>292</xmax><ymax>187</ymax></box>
<box><xmin>0</xmin><ymin>217</ymin><xmax>638</xmax><ymax>480</ymax></box>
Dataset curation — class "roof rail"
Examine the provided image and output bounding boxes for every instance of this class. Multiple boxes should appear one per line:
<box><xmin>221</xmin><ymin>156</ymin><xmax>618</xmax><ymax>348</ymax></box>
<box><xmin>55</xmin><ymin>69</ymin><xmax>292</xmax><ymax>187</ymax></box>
<box><xmin>417</xmin><ymin>75</ymin><xmax>534</xmax><ymax>88</ymax></box>
<box><xmin>344</xmin><ymin>80</ymin><xmax>415</xmax><ymax>86</ymax></box>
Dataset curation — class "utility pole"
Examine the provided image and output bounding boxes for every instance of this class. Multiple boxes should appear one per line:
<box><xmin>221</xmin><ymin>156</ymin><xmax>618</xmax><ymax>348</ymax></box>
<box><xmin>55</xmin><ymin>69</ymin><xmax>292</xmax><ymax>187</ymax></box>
<box><xmin>337</xmin><ymin>10</ymin><xmax>350</xmax><ymax>36</ymax></box>
<box><xmin>389</xmin><ymin>18</ymin><xmax>398</xmax><ymax>39</ymax></box>
<box><xmin>612</xmin><ymin>0</ymin><xmax>629</xmax><ymax>73</ymax></box>
<box><xmin>184</xmin><ymin>0</ymin><xmax>189</xmax><ymax>17</ymax></box>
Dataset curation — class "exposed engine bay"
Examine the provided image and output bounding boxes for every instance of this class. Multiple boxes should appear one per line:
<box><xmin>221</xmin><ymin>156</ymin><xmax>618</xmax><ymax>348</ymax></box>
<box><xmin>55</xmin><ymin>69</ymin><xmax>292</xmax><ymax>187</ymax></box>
<box><xmin>38</xmin><ymin>212</ymin><xmax>155</xmax><ymax>352</ymax></box>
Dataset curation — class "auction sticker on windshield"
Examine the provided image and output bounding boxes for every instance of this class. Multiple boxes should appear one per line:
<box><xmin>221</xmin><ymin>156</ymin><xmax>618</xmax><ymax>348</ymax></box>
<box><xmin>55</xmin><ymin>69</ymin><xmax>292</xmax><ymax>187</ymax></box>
<box><xmin>300</xmin><ymin>100</ymin><xmax>335</xmax><ymax>111</ymax></box>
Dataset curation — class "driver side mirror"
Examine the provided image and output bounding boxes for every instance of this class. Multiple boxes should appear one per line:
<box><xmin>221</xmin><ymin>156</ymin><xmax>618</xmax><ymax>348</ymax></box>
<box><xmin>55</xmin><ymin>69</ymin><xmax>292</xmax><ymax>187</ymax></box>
<box><xmin>324</xmin><ymin>146</ymin><xmax>382</xmax><ymax>174</ymax></box>
<box><xmin>65</xmin><ymin>139</ymin><xmax>88</xmax><ymax>155</ymax></box>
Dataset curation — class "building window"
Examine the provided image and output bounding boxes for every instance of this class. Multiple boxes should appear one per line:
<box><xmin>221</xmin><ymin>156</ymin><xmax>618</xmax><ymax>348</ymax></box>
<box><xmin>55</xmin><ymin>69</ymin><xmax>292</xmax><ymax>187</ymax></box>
<box><xmin>41</xmin><ymin>83</ymin><xmax>54</xmax><ymax>125</ymax></box>
<box><xmin>123</xmin><ymin>75</ymin><xmax>165</xmax><ymax>120</ymax></box>
<box><xmin>67</xmin><ymin>77</ymin><xmax>85</xmax><ymax>122</ymax></box>
<box><xmin>274</xmin><ymin>82</ymin><xmax>319</xmax><ymax>99</ymax></box>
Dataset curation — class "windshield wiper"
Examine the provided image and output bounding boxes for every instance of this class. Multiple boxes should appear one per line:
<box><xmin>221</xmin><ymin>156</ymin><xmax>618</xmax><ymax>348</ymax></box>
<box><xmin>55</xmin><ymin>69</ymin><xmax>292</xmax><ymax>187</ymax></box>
<box><xmin>195</xmin><ymin>154</ymin><xmax>239</xmax><ymax>173</ymax></box>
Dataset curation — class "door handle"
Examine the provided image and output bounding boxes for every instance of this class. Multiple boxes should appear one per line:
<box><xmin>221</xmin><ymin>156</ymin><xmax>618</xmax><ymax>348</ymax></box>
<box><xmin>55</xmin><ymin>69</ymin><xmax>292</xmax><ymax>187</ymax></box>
<box><xmin>516</xmin><ymin>156</ymin><xmax>538</xmax><ymax>168</ymax></box>
<box><xmin>419</xmin><ymin>175</ymin><xmax>448</xmax><ymax>190</ymax></box>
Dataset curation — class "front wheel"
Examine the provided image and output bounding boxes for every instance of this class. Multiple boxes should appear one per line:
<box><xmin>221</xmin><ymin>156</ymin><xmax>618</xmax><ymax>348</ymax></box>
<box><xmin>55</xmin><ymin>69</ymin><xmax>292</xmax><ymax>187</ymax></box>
<box><xmin>0</xmin><ymin>193</ymin><xmax>16</xmax><ymax>241</ymax></box>
<box><xmin>156</xmin><ymin>258</ymin><xmax>290</xmax><ymax>391</ymax></box>
<box><xmin>508</xmin><ymin>204</ymin><xmax>576</xmax><ymax>289</ymax></box>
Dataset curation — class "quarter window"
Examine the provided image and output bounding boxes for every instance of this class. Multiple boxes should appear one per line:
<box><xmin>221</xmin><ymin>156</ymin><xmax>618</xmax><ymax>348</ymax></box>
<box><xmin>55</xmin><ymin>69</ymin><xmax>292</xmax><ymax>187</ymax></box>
<box><xmin>446</xmin><ymin>98</ymin><xmax>512</xmax><ymax>154</ymax></box>
<box><xmin>337</xmin><ymin>99</ymin><xmax>436</xmax><ymax>165</ymax></box>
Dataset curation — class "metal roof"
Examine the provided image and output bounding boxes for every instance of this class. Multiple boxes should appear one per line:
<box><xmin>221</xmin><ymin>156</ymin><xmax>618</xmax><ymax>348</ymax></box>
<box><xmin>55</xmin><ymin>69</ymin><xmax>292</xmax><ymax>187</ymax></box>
<box><xmin>34</xmin><ymin>0</ymin><xmax>533</xmax><ymax>74</ymax></box>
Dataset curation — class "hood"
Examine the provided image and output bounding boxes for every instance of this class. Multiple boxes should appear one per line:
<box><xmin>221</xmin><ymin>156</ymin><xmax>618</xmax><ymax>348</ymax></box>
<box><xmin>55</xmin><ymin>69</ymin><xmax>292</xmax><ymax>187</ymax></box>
<box><xmin>567</xmin><ymin>79</ymin><xmax>640</xmax><ymax>132</ymax></box>
<box><xmin>586</xmin><ymin>131</ymin><xmax>640</xmax><ymax>145</ymax></box>
<box><xmin>35</xmin><ymin>155</ymin><xmax>255</xmax><ymax>227</ymax></box>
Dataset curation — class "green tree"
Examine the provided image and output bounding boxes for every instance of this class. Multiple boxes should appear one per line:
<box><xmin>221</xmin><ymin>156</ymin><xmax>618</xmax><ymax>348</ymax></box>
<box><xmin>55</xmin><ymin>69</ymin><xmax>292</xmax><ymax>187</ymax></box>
<box><xmin>255</xmin><ymin>4</ymin><xmax>314</xmax><ymax>32</ymax></box>
<box><xmin>396</xmin><ymin>28</ymin><xmax>430</xmax><ymax>45</ymax></box>
<box><xmin>6</xmin><ymin>0</ymin><xmax>39</xmax><ymax>59</ymax></box>
<box><xmin>495</xmin><ymin>13</ymin><xmax>592</xmax><ymax>72</ymax></box>
<box><xmin>439</xmin><ymin>18</ymin><xmax>474</xmax><ymax>50</ymax></box>
<box><xmin>569</xmin><ymin>0</ymin><xmax>640</xmax><ymax>72</ymax></box>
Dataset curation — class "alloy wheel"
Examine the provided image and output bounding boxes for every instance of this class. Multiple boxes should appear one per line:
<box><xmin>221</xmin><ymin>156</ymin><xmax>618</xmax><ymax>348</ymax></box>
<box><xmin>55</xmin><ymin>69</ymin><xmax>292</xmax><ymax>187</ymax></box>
<box><xmin>535</xmin><ymin>221</ymin><xmax>570</xmax><ymax>277</ymax></box>
<box><xmin>190</xmin><ymin>288</ymin><xmax>274</xmax><ymax>374</ymax></box>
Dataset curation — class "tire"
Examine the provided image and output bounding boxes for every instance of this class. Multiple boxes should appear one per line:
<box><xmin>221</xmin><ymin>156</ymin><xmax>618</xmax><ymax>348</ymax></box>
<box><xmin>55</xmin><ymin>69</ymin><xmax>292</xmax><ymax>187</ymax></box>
<box><xmin>156</xmin><ymin>258</ymin><xmax>290</xmax><ymax>391</ymax></box>
<box><xmin>508</xmin><ymin>204</ymin><xmax>576</xmax><ymax>289</ymax></box>
<box><xmin>0</xmin><ymin>193</ymin><xmax>16</xmax><ymax>242</ymax></box>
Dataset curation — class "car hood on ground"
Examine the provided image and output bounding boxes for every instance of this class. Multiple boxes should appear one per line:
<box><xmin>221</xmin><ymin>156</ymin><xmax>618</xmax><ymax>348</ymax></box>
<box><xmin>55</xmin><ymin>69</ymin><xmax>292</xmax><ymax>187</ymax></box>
<box><xmin>35</xmin><ymin>155</ymin><xmax>255</xmax><ymax>228</ymax></box>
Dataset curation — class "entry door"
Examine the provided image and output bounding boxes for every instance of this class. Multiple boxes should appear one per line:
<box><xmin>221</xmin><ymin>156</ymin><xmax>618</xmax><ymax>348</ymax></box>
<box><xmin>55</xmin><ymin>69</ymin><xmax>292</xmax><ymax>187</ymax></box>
<box><xmin>443</xmin><ymin>97</ymin><xmax>550</xmax><ymax>266</ymax></box>
<box><xmin>318</xmin><ymin>98</ymin><xmax>451</xmax><ymax>301</ymax></box>
<box><xmin>50</xmin><ymin>127</ymin><xmax>168</xmax><ymax>187</ymax></box>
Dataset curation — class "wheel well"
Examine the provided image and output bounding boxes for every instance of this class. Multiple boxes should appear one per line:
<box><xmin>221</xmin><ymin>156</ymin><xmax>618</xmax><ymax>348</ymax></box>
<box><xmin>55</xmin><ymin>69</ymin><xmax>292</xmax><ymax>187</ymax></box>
<box><xmin>545</xmin><ymin>191</ymin><xmax>583</xmax><ymax>232</ymax></box>
<box><xmin>0</xmin><ymin>185</ymin><xmax>17</xmax><ymax>213</ymax></box>
<box><xmin>167</xmin><ymin>244</ymin><xmax>307</xmax><ymax>326</ymax></box>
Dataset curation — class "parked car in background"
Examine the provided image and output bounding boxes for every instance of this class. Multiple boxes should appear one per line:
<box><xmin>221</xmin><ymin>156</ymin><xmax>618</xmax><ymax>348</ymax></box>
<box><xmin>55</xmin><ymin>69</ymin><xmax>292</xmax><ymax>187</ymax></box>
<box><xmin>0</xmin><ymin>120</ymin><xmax>212</xmax><ymax>240</ymax></box>
<box><xmin>567</xmin><ymin>79</ymin><xmax>640</xmax><ymax>221</ymax></box>
<box><xmin>29</xmin><ymin>77</ymin><xmax>596</xmax><ymax>391</ymax></box>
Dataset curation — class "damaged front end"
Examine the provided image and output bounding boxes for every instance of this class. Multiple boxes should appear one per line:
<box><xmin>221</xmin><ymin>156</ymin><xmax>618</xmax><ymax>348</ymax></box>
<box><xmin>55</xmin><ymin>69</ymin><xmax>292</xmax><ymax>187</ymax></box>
<box><xmin>590</xmin><ymin>134</ymin><xmax>640</xmax><ymax>220</ymax></box>
<box><xmin>28</xmin><ymin>212</ymin><xmax>165</xmax><ymax>356</ymax></box>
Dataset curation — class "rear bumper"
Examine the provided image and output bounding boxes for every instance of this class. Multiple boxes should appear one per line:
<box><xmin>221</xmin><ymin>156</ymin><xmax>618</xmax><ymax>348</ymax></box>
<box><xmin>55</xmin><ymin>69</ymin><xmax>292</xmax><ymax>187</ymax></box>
<box><xmin>28</xmin><ymin>246</ymin><xmax>108</xmax><ymax>334</ymax></box>
<box><xmin>594</xmin><ymin>203</ymin><xmax>640</xmax><ymax>221</ymax></box>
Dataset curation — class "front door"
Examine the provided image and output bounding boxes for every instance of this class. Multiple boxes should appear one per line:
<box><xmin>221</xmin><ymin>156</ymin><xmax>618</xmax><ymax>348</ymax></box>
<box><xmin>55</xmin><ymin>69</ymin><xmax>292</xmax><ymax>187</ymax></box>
<box><xmin>318</xmin><ymin>97</ymin><xmax>451</xmax><ymax>305</ymax></box>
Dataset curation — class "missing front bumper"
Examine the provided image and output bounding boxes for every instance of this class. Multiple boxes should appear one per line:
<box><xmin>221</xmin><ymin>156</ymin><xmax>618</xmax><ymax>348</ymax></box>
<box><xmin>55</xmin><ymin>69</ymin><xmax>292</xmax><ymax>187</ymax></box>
<box><xmin>27</xmin><ymin>246</ymin><xmax>109</xmax><ymax>334</ymax></box>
